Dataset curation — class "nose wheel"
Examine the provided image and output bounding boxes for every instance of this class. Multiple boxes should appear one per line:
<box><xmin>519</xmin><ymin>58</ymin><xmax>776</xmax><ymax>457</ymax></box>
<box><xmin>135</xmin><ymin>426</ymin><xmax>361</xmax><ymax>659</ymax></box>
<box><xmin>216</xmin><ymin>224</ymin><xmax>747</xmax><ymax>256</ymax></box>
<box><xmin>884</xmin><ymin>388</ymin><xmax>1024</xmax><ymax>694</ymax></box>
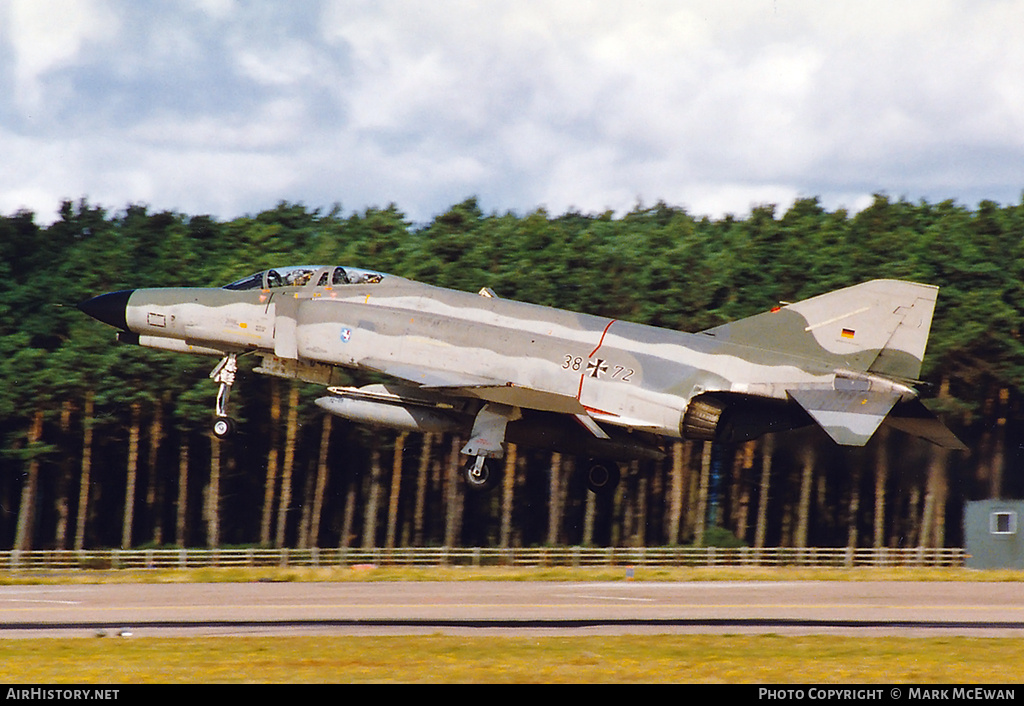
<box><xmin>212</xmin><ymin>416</ymin><xmax>237</xmax><ymax>439</ymax></box>
<box><xmin>210</xmin><ymin>354</ymin><xmax>238</xmax><ymax>439</ymax></box>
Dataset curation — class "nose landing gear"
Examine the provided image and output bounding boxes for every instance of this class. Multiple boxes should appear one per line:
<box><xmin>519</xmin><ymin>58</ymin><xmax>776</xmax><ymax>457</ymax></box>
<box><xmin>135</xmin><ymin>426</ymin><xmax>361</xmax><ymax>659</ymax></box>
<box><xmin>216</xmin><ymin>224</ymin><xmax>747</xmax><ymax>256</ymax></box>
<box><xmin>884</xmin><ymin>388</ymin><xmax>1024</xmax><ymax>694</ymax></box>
<box><xmin>210</xmin><ymin>354</ymin><xmax>238</xmax><ymax>439</ymax></box>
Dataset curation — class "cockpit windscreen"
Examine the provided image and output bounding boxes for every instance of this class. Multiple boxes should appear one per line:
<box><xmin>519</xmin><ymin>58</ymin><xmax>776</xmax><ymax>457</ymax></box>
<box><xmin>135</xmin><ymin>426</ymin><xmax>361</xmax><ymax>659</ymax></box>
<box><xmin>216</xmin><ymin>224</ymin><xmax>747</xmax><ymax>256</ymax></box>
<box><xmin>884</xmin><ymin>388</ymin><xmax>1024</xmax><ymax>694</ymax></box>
<box><xmin>223</xmin><ymin>266</ymin><xmax>384</xmax><ymax>290</ymax></box>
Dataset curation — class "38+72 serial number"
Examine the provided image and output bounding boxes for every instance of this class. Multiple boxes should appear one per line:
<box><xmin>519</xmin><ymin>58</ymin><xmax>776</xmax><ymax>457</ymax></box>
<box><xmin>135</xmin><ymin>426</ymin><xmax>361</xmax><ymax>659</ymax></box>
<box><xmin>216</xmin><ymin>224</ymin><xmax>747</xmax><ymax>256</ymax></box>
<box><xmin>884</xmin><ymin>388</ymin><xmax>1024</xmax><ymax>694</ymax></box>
<box><xmin>562</xmin><ymin>355</ymin><xmax>634</xmax><ymax>381</ymax></box>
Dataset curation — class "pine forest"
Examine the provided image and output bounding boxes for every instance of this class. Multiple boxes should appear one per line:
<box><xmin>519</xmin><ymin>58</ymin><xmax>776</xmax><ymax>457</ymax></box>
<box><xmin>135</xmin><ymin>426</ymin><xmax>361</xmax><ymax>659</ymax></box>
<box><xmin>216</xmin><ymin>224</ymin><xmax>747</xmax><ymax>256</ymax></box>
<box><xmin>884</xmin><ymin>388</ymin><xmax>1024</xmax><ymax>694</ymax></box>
<box><xmin>2</xmin><ymin>195</ymin><xmax>1022</xmax><ymax>552</ymax></box>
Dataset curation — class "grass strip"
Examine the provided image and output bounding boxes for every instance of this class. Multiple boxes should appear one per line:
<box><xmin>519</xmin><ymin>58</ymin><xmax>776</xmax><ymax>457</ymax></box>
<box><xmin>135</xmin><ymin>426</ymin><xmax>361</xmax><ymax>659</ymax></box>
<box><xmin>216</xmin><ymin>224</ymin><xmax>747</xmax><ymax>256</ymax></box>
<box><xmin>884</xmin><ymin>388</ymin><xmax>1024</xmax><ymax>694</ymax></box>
<box><xmin>1</xmin><ymin>634</ymin><xmax>1021</xmax><ymax>683</ymax></box>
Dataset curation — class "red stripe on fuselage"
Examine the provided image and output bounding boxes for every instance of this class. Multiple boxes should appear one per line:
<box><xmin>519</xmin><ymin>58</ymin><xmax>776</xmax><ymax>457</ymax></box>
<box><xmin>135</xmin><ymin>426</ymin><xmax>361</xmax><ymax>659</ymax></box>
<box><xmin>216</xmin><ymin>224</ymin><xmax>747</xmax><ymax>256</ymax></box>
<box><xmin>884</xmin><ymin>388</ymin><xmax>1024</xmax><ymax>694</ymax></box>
<box><xmin>589</xmin><ymin>319</ymin><xmax>617</xmax><ymax>358</ymax></box>
<box><xmin>576</xmin><ymin>319</ymin><xmax>617</xmax><ymax>402</ymax></box>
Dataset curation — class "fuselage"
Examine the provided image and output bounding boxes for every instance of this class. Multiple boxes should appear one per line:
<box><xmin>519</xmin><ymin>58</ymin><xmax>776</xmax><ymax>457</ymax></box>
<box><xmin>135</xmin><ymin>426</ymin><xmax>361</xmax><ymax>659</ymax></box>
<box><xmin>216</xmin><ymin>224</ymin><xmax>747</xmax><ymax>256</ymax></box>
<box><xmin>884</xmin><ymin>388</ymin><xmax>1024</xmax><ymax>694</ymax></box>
<box><xmin>79</xmin><ymin>266</ymin><xmax>963</xmax><ymax>460</ymax></box>
<box><xmin>103</xmin><ymin>264</ymin><xmax>843</xmax><ymax>440</ymax></box>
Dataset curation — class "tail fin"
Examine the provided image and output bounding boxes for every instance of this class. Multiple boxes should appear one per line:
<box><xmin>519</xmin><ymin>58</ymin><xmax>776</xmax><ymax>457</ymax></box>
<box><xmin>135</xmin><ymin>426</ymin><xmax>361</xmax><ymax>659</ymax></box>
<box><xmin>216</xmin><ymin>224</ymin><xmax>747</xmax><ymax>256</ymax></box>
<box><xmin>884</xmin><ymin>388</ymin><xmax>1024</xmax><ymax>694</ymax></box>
<box><xmin>702</xmin><ymin>280</ymin><xmax>963</xmax><ymax>449</ymax></box>
<box><xmin>703</xmin><ymin>279</ymin><xmax>939</xmax><ymax>380</ymax></box>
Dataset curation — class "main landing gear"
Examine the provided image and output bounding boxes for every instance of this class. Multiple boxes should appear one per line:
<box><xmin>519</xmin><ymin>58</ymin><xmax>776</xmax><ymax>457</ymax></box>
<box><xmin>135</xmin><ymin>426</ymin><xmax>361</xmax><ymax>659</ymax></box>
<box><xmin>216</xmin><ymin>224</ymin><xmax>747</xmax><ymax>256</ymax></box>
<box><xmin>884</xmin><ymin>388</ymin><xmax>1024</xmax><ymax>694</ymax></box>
<box><xmin>463</xmin><ymin>455</ymin><xmax>499</xmax><ymax>492</ymax></box>
<box><xmin>459</xmin><ymin>403</ymin><xmax>627</xmax><ymax>495</ymax></box>
<box><xmin>211</xmin><ymin>353</ymin><xmax>238</xmax><ymax>439</ymax></box>
<box><xmin>583</xmin><ymin>459</ymin><xmax>621</xmax><ymax>495</ymax></box>
<box><xmin>458</xmin><ymin>401</ymin><xmax>516</xmax><ymax>489</ymax></box>
<box><xmin>463</xmin><ymin>455</ymin><xmax>622</xmax><ymax>495</ymax></box>
<box><xmin>460</xmin><ymin>403</ymin><xmax>518</xmax><ymax>492</ymax></box>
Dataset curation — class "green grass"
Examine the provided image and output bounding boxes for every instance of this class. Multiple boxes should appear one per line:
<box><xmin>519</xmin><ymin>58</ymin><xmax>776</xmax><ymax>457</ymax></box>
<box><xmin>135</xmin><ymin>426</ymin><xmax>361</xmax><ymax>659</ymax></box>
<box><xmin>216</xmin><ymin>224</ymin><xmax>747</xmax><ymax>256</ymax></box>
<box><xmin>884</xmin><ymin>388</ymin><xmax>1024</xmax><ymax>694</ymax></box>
<box><xmin>1</xmin><ymin>635</ymin><xmax>1021</xmax><ymax>683</ymax></box>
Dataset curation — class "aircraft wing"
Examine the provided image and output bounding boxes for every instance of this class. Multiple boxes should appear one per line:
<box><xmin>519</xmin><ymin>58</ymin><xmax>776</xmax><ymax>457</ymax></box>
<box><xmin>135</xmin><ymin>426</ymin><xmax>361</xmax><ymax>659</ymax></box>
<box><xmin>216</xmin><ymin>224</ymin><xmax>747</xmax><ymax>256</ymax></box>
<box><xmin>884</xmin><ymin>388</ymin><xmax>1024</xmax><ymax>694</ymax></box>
<box><xmin>360</xmin><ymin>358</ymin><xmax>589</xmax><ymax>416</ymax></box>
<box><xmin>360</xmin><ymin>358</ymin><xmax>499</xmax><ymax>389</ymax></box>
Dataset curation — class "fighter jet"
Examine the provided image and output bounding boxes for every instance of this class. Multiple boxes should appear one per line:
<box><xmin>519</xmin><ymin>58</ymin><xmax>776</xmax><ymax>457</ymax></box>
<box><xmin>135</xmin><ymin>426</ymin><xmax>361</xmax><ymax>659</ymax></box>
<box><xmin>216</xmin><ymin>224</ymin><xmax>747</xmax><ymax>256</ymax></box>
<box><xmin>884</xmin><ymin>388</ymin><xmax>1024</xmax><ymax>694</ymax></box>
<box><xmin>78</xmin><ymin>265</ymin><xmax>965</xmax><ymax>492</ymax></box>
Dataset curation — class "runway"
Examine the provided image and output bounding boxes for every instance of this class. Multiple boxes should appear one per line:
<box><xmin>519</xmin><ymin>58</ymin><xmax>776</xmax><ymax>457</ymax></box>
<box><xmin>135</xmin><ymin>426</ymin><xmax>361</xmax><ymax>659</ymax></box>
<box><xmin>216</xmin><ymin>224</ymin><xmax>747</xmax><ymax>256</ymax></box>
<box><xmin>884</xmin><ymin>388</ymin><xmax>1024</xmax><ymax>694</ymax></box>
<box><xmin>2</xmin><ymin>581</ymin><xmax>1023</xmax><ymax>638</ymax></box>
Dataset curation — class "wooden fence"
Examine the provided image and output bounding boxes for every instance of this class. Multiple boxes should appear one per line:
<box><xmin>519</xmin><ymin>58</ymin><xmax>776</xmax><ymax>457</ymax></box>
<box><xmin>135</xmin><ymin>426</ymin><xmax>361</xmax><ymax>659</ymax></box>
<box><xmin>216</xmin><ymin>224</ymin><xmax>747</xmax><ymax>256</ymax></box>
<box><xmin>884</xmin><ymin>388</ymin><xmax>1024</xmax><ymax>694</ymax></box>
<box><xmin>1</xmin><ymin>546</ymin><xmax>967</xmax><ymax>571</ymax></box>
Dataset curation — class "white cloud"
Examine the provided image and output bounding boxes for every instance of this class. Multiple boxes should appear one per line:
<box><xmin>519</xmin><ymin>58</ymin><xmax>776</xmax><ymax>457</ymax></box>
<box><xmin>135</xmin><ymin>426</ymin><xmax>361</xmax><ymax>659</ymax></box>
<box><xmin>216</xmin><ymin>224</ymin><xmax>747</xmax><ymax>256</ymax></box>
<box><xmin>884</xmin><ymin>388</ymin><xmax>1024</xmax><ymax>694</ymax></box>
<box><xmin>8</xmin><ymin>0</ymin><xmax>120</xmax><ymax>114</ymax></box>
<box><xmin>1</xmin><ymin>1</ymin><xmax>1023</xmax><ymax>224</ymax></box>
<box><xmin>128</xmin><ymin>97</ymin><xmax>308</xmax><ymax>150</ymax></box>
<box><xmin>188</xmin><ymin>0</ymin><xmax>237</xmax><ymax>21</ymax></box>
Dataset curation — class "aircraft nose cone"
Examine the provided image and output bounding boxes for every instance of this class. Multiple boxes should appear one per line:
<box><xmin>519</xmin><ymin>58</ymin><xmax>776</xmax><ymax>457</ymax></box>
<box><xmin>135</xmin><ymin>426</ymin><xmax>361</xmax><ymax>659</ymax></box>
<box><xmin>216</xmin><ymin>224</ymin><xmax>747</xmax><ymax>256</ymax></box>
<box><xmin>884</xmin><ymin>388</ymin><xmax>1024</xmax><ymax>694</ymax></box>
<box><xmin>78</xmin><ymin>290</ymin><xmax>134</xmax><ymax>331</ymax></box>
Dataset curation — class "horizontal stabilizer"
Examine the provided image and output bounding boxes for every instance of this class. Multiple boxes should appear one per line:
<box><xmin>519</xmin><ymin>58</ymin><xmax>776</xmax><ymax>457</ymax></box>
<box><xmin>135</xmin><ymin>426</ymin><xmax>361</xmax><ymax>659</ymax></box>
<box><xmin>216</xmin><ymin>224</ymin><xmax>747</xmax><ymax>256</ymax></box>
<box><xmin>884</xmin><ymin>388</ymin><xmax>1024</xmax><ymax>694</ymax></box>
<box><xmin>788</xmin><ymin>388</ymin><xmax>902</xmax><ymax>446</ymax></box>
<box><xmin>884</xmin><ymin>399</ymin><xmax>968</xmax><ymax>451</ymax></box>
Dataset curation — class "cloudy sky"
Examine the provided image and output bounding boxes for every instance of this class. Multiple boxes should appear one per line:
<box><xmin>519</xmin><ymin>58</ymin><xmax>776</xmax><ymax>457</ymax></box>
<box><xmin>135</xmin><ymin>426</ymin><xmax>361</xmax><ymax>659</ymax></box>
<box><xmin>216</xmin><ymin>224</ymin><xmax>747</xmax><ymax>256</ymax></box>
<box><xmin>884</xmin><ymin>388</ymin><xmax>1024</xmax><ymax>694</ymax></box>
<box><xmin>2</xmin><ymin>0</ymin><xmax>1023</xmax><ymax>224</ymax></box>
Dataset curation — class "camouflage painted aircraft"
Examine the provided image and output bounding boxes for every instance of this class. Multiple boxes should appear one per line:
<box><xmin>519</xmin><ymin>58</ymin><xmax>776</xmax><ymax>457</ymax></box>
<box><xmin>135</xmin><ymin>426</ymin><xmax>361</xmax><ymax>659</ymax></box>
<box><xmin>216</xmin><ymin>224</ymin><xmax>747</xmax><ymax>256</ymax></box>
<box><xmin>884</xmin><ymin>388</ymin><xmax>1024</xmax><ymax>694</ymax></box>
<box><xmin>78</xmin><ymin>265</ymin><xmax>964</xmax><ymax>492</ymax></box>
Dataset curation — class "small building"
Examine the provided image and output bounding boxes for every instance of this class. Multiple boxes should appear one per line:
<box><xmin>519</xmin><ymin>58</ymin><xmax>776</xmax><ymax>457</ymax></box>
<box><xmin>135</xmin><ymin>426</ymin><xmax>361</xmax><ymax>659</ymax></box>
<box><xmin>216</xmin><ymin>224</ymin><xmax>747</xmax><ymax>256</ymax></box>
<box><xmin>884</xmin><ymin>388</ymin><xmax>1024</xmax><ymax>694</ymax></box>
<box><xmin>963</xmin><ymin>500</ymin><xmax>1024</xmax><ymax>569</ymax></box>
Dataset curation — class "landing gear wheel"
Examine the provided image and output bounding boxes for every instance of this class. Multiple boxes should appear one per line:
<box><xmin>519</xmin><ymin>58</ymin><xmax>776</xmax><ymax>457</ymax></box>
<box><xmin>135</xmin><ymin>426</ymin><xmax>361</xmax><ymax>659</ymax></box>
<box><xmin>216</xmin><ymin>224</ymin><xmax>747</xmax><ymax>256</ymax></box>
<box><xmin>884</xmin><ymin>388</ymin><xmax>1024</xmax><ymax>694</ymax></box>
<box><xmin>210</xmin><ymin>354</ymin><xmax>239</xmax><ymax>438</ymax></box>
<box><xmin>463</xmin><ymin>456</ymin><xmax>500</xmax><ymax>492</ymax></box>
<box><xmin>212</xmin><ymin>417</ymin><xmax>236</xmax><ymax>439</ymax></box>
<box><xmin>585</xmin><ymin>459</ymin><xmax>620</xmax><ymax>495</ymax></box>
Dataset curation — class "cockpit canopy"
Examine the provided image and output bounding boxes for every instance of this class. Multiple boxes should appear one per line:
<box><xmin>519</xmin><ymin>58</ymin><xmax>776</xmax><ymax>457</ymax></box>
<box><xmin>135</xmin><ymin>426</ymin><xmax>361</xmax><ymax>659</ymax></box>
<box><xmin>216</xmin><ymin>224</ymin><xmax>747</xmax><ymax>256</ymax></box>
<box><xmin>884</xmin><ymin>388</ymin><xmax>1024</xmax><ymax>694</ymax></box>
<box><xmin>223</xmin><ymin>265</ymin><xmax>385</xmax><ymax>291</ymax></box>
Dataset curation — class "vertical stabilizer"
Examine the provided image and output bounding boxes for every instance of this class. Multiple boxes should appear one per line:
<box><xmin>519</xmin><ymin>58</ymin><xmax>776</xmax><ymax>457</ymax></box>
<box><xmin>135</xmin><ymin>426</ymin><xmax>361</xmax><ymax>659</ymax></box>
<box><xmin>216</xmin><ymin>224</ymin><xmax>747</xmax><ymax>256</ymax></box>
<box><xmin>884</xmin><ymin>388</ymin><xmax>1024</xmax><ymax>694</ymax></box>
<box><xmin>863</xmin><ymin>282</ymin><xmax>938</xmax><ymax>380</ymax></box>
<box><xmin>703</xmin><ymin>279</ymin><xmax>939</xmax><ymax>378</ymax></box>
